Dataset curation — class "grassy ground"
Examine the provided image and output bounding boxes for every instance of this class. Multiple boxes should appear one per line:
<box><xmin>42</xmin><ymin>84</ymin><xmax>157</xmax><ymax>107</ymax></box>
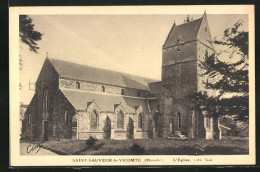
<box><xmin>41</xmin><ymin>136</ymin><xmax>249</xmax><ymax>155</ymax></box>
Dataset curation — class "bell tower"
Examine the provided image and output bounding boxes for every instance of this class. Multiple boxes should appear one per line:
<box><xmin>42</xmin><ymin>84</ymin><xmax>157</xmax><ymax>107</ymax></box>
<box><xmin>160</xmin><ymin>12</ymin><xmax>215</xmax><ymax>139</ymax></box>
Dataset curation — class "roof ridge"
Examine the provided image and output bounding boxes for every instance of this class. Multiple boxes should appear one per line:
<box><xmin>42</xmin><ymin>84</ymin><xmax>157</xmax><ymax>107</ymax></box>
<box><xmin>48</xmin><ymin>57</ymin><xmax>156</xmax><ymax>81</ymax></box>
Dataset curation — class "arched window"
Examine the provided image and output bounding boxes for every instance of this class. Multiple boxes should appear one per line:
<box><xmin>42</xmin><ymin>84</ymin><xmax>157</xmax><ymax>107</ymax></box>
<box><xmin>138</xmin><ymin>113</ymin><xmax>143</xmax><ymax>129</ymax></box>
<box><xmin>72</xmin><ymin>115</ymin><xmax>77</xmax><ymax>128</ymax></box>
<box><xmin>28</xmin><ymin>113</ymin><xmax>31</xmax><ymax>126</ymax></box>
<box><xmin>90</xmin><ymin>110</ymin><xmax>98</xmax><ymax>130</ymax></box>
<box><xmin>121</xmin><ymin>89</ymin><xmax>125</xmax><ymax>95</ymax></box>
<box><xmin>76</xmin><ymin>81</ymin><xmax>80</xmax><ymax>89</ymax></box>
<box><xmin>65</xmin><ymin>111</ymin><xmax>69</xmax><ymax>126</ymax></box>
<box><xmin>137</xmin><ymin>90</ymin><xmax>141</xmax><ymax>97</ymax></box>
<box><xmin>117</xmin><ymin>111</ymin><xmax>124</xmax><ymax>129</ymax></box>
<box><xmin>43</xmin><ymin>89</ymin><xmax>48</xmax><ymax>119</ymax></box>
<box><xmin>101</xmin><ymin>85</ymin><xmax>105</xmax><ymax>92</ymax></box>
<box><xmin>178</xmin><ymin>112</ymin><xmax>181</xmax><ymax>129</ymax></box>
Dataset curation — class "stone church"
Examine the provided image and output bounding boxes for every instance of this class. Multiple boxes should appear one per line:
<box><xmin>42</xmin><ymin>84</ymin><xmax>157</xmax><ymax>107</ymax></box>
<box><xmin>22</xmin><ymin>12</ymin><xmax>220</xmax><ymax>141</ymax></box>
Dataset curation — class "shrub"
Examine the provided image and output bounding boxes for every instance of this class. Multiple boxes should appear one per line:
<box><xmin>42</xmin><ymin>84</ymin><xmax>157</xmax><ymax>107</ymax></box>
<box><xmin>86</xmin><ymin>136</ymin><xmax>98</xmax><ymax>147</ymax></box>
<box><xmin>130</xmin><ymin>143</ymin><xmax>145</xmax><ymax>155</ymax></box>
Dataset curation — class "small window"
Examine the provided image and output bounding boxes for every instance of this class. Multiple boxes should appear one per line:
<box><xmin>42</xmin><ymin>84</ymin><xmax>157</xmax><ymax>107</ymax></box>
<box><xmin>205</xmin><ymin>27</ymin><xmax>207</xmax><ymax>32</ymax></box>
<box><xmin>138</xmin><ymin>113</ymin><xmax>143</xmax><ymax>129</ymax></box>
<box><xmin>121</xmin><ymin>89</ymin><xmax>125</xmax><ymax>95</ymax></box>
<box><xmin>101</xmin><ymin>85</ymin><xmax>105</xmax><ymax>92</ymax></box>
<box><xmin>76</xmin><ymin>82</ymin><xmax>80</xmax><ymax>89</ymax></box>
<box><xmin>137</xmin><ymin>90</ymin><xmax>141</xmax><ymax>97</ymax></box>
<box><xmin>177</xmin><ymin>39</ymin><xmax>180</xmax><ymax>44</ymax></box>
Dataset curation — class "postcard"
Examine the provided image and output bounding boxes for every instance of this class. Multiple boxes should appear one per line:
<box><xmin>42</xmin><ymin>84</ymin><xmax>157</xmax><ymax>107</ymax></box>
<box><xmin>10</xmin><ymin>5</ymin><xmax>255</xmax><ymax>166</ymax></box>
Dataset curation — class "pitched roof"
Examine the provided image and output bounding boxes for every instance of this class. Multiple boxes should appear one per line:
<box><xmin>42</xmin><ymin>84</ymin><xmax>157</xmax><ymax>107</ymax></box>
<box><xmin>163</xmin><ymin>17</ymin><xmax>203</xmax><ymax>48</ymax></box>
<box><xmin>61</xmin><ymin>89</ymin><xmax>149</xmax><ymax>113</ymax></box>
<box><xmin>48</xmin><ymin>58</ymin><xmax>156</xmax><ymax>91</ymax></box>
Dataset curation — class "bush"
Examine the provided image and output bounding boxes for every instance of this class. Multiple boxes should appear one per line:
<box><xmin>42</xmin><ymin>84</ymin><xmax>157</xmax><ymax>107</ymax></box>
<box><xmin>86</xmin><ymin>136</ymin><xmax>98</xmax><ymax>147</ymax></box>
<box><xmin>130</xmin><ymin>143</ymin><xmax>145</xmax><ymax>155</ymax></box>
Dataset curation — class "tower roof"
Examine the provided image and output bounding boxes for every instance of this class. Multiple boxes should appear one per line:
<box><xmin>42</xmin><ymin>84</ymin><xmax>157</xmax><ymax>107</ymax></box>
<box><xmin>163</xmin><ymin>17</ymin><xmax>203</xmax><ymax>48</ymax></box>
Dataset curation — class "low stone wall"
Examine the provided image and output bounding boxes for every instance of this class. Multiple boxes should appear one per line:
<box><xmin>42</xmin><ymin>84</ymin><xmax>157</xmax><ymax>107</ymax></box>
<box><xmin>78</xmin><ymin>132</ymin><xmax>104</xmax><ymax>140</ymax></box>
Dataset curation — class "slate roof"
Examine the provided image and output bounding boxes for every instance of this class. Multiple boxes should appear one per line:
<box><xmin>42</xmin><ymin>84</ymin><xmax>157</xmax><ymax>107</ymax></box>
<box><xmin>61</xmin><ymin>89</ymin><xmax>149</xmax><ymax>113</ymax></box>
<box><xmin>163</xmin><ymin>18</ymin><xmax>203</xmax><ymax>48</ymax></box>
<box><xmin>48</xmin><ymin>58</ymin><xmax>156</xmax><ymax>91</ymax></box>
<box><xmin>148</xmin><ymin>82</ymin><xmax>162</xmax><ymax>96</ymax></box>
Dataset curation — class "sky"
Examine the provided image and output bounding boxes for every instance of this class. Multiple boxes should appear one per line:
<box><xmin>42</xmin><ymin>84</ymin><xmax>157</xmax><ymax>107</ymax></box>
<box><xmin>20</xmin><ymin>13</ymin><xmax>248</xmax><ymax>104</ymax></box>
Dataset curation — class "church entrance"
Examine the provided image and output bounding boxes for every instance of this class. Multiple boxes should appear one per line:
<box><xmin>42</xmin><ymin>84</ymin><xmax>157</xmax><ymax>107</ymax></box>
<box><xmin>103</xmin><ymin>117</ymin><xmax>111</xmax><ymax>139</ymax></box>
<box><xmin>127</xmin><ymin>117</ymin><xmax>134</xmax><ymax>139</ymax></box>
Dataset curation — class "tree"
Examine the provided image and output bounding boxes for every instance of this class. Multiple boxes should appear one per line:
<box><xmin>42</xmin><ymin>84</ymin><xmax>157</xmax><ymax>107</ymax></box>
<box><xmin>19</xmin><ymin>15</ymin><xmax>42</xmax><ymax>90</ymax></box>
<box><xmin>190</xmin><ymin>20</ymin><xmax>249</xmax><ymax>122</ymax></box>
<box><xmin>19</xmin><ymin>15</ymin><xmax>42</xmax><ymax>53</ymax></box>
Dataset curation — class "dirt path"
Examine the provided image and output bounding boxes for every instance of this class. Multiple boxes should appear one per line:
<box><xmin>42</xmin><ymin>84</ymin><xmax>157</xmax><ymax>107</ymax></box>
<box><xmin>20</xmin><ymin>142</ymin><xmax>57</xmax><ymax>155</ymax></box>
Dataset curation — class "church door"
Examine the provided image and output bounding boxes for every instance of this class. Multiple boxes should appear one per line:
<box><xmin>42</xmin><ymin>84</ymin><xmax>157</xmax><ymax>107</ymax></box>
<box><xmin>103</xmin><ymin>117</ymin><xmax>111</xmax><ymax>139</ymax></box>
<box><xmin>127</xmin><ymin>117</ymin><xmax>134</xmax><ymax>139</ymax></box>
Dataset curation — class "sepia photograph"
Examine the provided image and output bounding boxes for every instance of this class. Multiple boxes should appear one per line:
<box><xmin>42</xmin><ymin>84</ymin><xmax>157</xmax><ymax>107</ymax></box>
<box><xmin>10</xmin><ymin>5</ymin><xmax>255</xmax><ymax>166</ymax></box>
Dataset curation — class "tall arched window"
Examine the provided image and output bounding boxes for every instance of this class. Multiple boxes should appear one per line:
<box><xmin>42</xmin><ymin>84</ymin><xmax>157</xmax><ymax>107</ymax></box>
<box><xmin>28</xmin><ymin>113</ymin><xmax>31</xmax><ymax>126</ymax></box>
<box><xmin>65</xmin><ymin>111</ymin><xmax>69</xmax><ymax>126</ymax></box>
<box><xmin>178</xmin><ymin>112</ymin><xmax>181</xmax><ymax>129</ymax></box>
<box><xmin>138</xmin><ymin>113</ymin><xmax>143</xmax><ymax>129</ymax></box>
<box><xmin>43</xmin><ymin>89</ymin><xmax>48</xmax><ymax>119</ymax></box>
<box><xmin>117</xmin><ymin>111</ymin><xmax>124</xmax><ymax>129</ymax></box>
<box><xmin>101</xmin><ymin>85</ymin><xmax>105</xmax><ymax>92</ymax></box>
<box><xmin>90</xmin><ymin>110</ymin><xmax>98</xmax><ymax>130</ymax></box>
<box><xmin>76</xmin><ymin>81</ymin><xmax>80</xmax><ymax>89</ymax></box>
<box><xmin>121</xmin><ymin>89</ymin><xmax>125</xmax><ymax>95</ymax></box>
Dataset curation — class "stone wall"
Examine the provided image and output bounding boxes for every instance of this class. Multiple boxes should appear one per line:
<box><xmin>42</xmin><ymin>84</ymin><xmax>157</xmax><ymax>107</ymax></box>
<box><xmin>77</xmin><ymin>109</ymin><xmax>149</xmax><ymax>140</ymax></box>
<box><xmin>59</xmin><ymin>78</ymin><xmax>148</xmax><ymax>98</ymax></box>
<box><xmin>162</xmin><ymin>41</ymin><xmax>197</xmax><ymax>67</ymax></box>
<box><xmin>55</xmin><ymin>90</ymin><xmax>76</xmax><ymax>140</ymax></box>
<box><xmin>162</xmin><ymin>41</ymin><xmax>198</xmax><ymax>99</ymax></box>
<box><xmin>22</xmin><ymin>59</ymin><xmax>61</xmax><ymax>141</ymax></box>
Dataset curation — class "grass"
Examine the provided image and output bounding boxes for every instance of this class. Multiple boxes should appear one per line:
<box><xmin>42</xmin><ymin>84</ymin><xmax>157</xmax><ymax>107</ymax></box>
<box><xmin>41</xmin><ymin>136</ymin><xmax>249</xmax><ymax>155</ymax></box>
